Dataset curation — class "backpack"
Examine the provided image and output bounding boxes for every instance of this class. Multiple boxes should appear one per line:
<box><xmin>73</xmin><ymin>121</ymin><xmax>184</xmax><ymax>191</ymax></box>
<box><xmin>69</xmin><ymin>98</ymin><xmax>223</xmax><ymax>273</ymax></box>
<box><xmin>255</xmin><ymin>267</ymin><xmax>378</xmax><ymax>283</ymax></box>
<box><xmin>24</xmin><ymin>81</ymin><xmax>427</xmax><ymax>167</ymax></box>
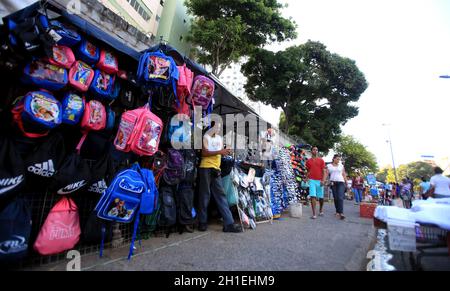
<box><xmin>114</xmin><ymin>105</ymin><xmax>163</xmax><ymax>157</ymax></box>
<box><xmin>105</xmin><ymin>106</ymin><xmax>116</xmax><ymax>132</ymax></box>
<box><xmin>182</xmin><ymin>149</ymin><xmax>197</xmax><ymax>183</ymax></box>
<box><xmin>158</xmin><ymin>185</ymin><xmax>177</xmax><ymax>228</ymax></box>
<box><xmin>61</xmin><ymin>92</ymin><xmax>85</xmax><ymax>125</ymax></box>
<box><xmin>33</xmin><ymin>197</ymin><xmax>81</xmax><ymax>256</ymax></box>
<box><xmin>221</xmin><ymin>156</ymin><xmax>235</xmax><ymax>178</ymax></box>
<box><xmin>50</xmin><ymin>153</ymin><xmax>91</xmax><ymax>195</ymax></box>
<box><xmin>12</xmin><ymin>91</ymin><xmax>62</xmax><ymax>137</ymax></box>
<box><xmin>162</xmin><ymin>149</ymin><xmax>185</xmax><ymax>186</ymax></box>
<box><xmin>87</xmin><ymin>152</ymin><xmax>113</xmax><ymax>195</ymax></box>
<box><xmin>176</xmin><ymin>64</ymin><xmax>194</xmax><ymax>99</ymax></box>
<box><xmin>0</xmin><ymin>137</ymin><xmax>26</xmax><ymax>199</ymax></box>
<box><xmin>49</xmin><ymin>20</ymin><xmax>81</xmax><ymax>47</ymax></box>
<box><xmin>97</xmin><ymin>50</ymin><xmax>119</xmax><ymax>74</ymax></box>
<box><xmin>76</xmin><ymin>39</ymin><xmax>100</xmax><ymax>64</ymax></box>
<box><xmin>89</xmin><ymin>70</ymin><xmax>116</xmax><ymax>100</ymax></box>
<box><xmin>76</xmin><ymin>100</ymin><xmax>107</xmax><ymax>152</ymax></box>
<box><xmin>167</xmin><ymin>114</ymin><xmax>192</xmax><ymax>146</ymax></box>
<box><xmin>152</xmin><ymin>151</ymin><xmax>167</xmax><ymax>186</ymax></box>
<box><xmin>82</xmin><ymin>211</ymin><xmax>113</xmax><ymax>244</ymax></box>
<box><xmin>22</xmin><ymin>59</ymin><xmax>68</xmax><ymax>91</ymax></box>
<box><xmin>0</xmin><ymin>197</ymin><xmax>32</xmax><ymax>262</ymax></box>
<box><xmin>68</xmin><ymin>61</ymin><xmax>95</xmax><ymax>92</ymax></box>
<box><xmin>24</xmin><ymin>133</ymin><xmax>65</xmax><ymax>181</ymax></box>
<box><xmin>47</xmin><ymin>45</ymin><xmax>76</xmax><ymax>69</ymax></box>
<box><xmin>189</xmin><ymin>75</ymin><xmax>215</xmax><ymax>111</ymax></box>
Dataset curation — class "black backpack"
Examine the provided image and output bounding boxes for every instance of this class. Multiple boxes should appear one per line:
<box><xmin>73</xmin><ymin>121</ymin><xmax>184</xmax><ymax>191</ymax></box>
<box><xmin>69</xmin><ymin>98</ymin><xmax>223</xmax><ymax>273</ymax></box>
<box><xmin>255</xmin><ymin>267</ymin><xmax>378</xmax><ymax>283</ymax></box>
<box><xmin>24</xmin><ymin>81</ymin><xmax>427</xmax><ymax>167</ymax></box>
<box><xmin>182</xmin><ymin>149</ymin><xmax>198</xmax><ymax>183</ymax></box>
<box><xmin>0</xmin><ymin>197</ymin><xmax>32</xmax><ymax>263</ymax></box>
<box><xmin>86</xmin><ymin>151</ymin><xmax>114</xmax><ymax>195</ymax></box>
<box><xmin>0</xmin><ymin>136</ymin><xmax>26</xmax><ymax>200</ymax></box>
<box><xmin>82</xmin><ymin>211</ymin><xmax>113</xmax><ymax>244</ymax></box>
<box><xmin>158</xmin><ymin>185</ymin><xmax>177</xmax><ymax>228</ymax></box>
<box><xmin>221</xmin><ymin>155</ymin><xmax>235</xmax><ymax>177</ymax></box>
<box><xmin>50</xmin><ymin>153</ymin><xmax>91</xmax><ymax>195</ymax></box>
<box><xmin>24</xmin><ymin>133</ymin><xmax>65</xmax><ymax>182</ymax></box>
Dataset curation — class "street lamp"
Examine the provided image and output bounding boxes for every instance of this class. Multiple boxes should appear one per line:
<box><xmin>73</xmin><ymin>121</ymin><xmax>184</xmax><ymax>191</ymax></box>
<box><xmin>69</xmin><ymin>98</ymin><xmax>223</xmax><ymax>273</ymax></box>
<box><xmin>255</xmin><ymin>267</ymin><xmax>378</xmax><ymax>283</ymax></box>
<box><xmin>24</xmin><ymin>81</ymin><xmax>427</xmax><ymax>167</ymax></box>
<box><xmin>382</xmin><ymin>123</ymin><xmax>398</xmax><ymax>184</ymax></box>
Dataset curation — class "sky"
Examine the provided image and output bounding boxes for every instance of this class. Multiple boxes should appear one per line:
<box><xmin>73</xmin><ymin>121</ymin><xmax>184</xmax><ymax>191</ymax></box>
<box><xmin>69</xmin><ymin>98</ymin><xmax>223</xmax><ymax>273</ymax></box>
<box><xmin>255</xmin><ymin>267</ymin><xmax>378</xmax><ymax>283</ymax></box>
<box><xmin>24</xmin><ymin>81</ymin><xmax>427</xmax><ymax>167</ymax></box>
<box><xmin>263</xmin><ymin>0</ymin><xmax>450</xmax><ymax>168</ymax></box>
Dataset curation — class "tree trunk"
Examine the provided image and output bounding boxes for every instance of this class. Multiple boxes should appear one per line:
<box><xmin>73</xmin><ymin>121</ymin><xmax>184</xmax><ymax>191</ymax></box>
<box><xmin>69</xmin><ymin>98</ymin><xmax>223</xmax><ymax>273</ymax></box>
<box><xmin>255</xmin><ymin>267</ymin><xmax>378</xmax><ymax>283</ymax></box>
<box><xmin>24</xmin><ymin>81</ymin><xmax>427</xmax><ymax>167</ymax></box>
<box><xmin>283</xmin><ymin>107</ymin><xmax>289</xmax><ymax>134</ymax></box>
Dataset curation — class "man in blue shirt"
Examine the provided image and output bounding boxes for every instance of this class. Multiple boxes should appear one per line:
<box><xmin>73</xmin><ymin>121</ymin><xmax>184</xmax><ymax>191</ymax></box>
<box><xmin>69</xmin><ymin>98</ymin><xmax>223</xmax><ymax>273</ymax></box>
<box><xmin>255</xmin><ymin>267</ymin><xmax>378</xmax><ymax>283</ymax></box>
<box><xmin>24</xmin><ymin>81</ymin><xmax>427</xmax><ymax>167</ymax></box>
<box><xmin>419</xmin><ymin>177</ymin><xmax>431</xmax><ymax>200</ymax></box>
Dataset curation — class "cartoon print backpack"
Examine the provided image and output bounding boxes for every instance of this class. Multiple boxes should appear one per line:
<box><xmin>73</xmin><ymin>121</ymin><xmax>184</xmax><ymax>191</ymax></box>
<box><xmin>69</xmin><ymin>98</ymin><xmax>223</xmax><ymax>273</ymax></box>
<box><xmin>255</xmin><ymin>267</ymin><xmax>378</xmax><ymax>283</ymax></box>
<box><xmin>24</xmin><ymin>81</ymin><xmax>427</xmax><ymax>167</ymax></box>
<box><xmin>89</xmin><ymin>70</ymin><xmax>116</xmax><ymax>100</ymax></box>
<box><xmin>189</xmin><ymin>75</ymin><xmax>215</xmax><ymax>110</ymax></box>
<box><xmin>50</xmin><ymin>20</ymin><xmax>81</xmax><ymax>47</ymax></box>
<box><xmin>176</xmin><ymin>64</ymin><xmax>194</xmax><ymax>99</ymax></box>
<box><xmin>12</xmin><ymin>90</ymin><xmax>62</xmax><ymax>136</ymax></box>
<box><xmin>97</xmin><ymin>50</ymin><xmax>119</xmax><ymax>74</ymax></box>
<box><xmin>33</xmin><ymin>197</ymin><xmax>80</xmax><ymax>256</ymax></box>
<box><xmin>162</xmin><ymin>149</ymin><xmax>185</xmax><ymax>186</ymax></box>
<box><xmin>76</xmin><ymin>39</ymin><xmax>100</xmax><ymax>64</ymax></box>
<box><xmin>68</xmin><ymin>61</ymin><xmax>95</xmax><ymax>92</ymax></box>
<box><xmin>22</xmin><ymin>59</ymin><xmax>68</xmax><ymax>91</ymax></box>
<box><xmin>48</xmin><ymin>45</ymin><xmax>75</xmax><ymax>69</ymax></box>
<box><xmin>76</xmin><ymin>100</ymin><xmax>107</xmax><ymax>152</ymax></box>
<box><xmin>61</xmin><ymin>92</ymin><xmax>85</xmax><ymax>125</ymax></box>
<box><xmin>114</xmin><ymin>104</ymin><xmax>163</xmax><ymax>157</ymax></box>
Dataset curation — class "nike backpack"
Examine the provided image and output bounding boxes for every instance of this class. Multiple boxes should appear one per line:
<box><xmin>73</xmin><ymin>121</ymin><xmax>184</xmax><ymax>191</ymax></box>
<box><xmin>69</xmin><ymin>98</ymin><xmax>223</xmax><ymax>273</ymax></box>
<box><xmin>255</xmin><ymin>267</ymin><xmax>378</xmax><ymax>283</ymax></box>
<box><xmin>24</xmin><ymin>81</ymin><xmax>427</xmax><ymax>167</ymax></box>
<box><xmin>114</xmin><ymin>104</ymin><xmax>163</xmax><ymax>157</ymax></box>
<box><xmin>50</xmin><ymin>152</ymin><xmax>91</xmax><ymax>195</ymax></box>
<box><xmin>97</xmin><ymin>49</ymin><xmax>119</xmax><ymax>74</ymax></box>
<box><xmin>61</xmin><ymin>92</ymin><xmax>85</xmax><ymax>125</ymax></box>
<box><xmin>22</xmin><ymin>59</ymin><xmax>68</xmax><ymax>91</ymax></box>
<box><xmin>76</xmin><ymin>39</ymin><xmax>100</xmax><ymax>64</ymax></box>
<box><xmin>0</xmin><ymin>137</ymin><xmax>26</xmax><ymax>200</ymax></box>
<box><xmin>0</xmin><ymin>197</ymin><xmax>32</xmax><ymax>262</ymax></box>
<box><xmin>68</xmin><ymin>60</ymin><xmax>95</xmax><ymax>92</ymax></box>
<box><xmin>47</xmin><ymin>45</ymin><xmax>76</xmax><ymax>69</ymax></box>
<box><xmin>33</xmin><ymin>197</ymin><xmax>80</xmax><ymax>256</ymax></box>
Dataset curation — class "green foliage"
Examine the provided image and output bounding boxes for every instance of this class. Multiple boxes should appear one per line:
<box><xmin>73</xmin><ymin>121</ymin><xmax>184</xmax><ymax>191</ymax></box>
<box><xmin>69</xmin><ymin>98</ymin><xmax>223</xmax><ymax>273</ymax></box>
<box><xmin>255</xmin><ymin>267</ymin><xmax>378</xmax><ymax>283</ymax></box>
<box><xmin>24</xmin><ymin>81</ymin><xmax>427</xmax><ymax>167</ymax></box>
<box><xmin>377</xmin><ymin>162</ymin><xmax>434</xmax><ymax>184</ymax></box>
<box><xmin>185</xmin><ymin>0</ymin><xmax>297</xmax><ymax>75</ymax></box>
<box><xmin>334</xmin><ymin>135</ymin><xmax>378</xmax><ymax>176</ymax></box>
<box><xmin>244</xmin><ymin>41</ymin><xmax>368</xmax><ymax>151</ymax></box>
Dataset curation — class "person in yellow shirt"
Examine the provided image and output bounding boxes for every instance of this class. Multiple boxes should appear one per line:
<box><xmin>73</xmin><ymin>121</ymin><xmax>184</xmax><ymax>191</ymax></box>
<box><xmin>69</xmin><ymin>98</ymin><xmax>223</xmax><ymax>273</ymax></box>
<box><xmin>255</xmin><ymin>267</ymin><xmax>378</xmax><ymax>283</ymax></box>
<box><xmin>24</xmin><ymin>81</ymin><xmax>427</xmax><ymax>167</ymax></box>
<box><xmin>197</xmin><ymin>121</ymin><xmax>242</xmax><ymax>233</ymax></box>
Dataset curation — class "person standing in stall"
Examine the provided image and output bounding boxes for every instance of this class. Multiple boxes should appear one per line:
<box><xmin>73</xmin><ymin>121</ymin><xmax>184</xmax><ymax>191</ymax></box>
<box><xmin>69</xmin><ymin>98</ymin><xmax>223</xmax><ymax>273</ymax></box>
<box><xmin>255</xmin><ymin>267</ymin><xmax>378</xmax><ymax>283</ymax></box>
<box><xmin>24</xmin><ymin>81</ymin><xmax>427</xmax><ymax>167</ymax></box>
<box><xmin>352</xmin><ymin>172</ymin><xmax>364</xmax><ymax>205</ymax></box>
<box><xmin>305</xmin><ymin>146</ymin><xmax>327</xmax><ymax>219</ymax></box>
<box><xmin>197</xmin><ymin>121</ymin><xmax>243</xmax><ymax>233</ymax></box>
<box><xmin>325</xmin><ymin>154</ymin><xmax>349</xmax><ymax>220</ymax></box>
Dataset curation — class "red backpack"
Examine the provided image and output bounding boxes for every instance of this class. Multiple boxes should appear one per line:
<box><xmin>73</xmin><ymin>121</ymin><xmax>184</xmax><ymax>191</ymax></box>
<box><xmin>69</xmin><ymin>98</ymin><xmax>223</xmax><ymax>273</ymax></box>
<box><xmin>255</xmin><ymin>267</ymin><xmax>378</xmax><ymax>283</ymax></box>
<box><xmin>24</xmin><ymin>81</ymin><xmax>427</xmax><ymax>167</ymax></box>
<box><xmin>175</xmin><ymin>65</ymin><xmax>194</xmax><ymax>117</ymax></box>
<box><xmin>76</xmin><ymin>100</ymin><xmax>107</xmax><ymax>153</ymax></box>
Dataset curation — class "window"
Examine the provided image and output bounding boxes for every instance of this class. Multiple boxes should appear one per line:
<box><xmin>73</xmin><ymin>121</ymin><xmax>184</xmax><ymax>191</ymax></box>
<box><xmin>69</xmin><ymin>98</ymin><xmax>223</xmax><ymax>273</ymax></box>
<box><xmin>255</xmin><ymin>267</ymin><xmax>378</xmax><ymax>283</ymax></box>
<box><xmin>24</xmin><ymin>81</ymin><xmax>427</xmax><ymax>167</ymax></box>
<box><xmin>127</xmin><ymin>0</ymin><xmax>152</xmax><ymax>22</ymax></box>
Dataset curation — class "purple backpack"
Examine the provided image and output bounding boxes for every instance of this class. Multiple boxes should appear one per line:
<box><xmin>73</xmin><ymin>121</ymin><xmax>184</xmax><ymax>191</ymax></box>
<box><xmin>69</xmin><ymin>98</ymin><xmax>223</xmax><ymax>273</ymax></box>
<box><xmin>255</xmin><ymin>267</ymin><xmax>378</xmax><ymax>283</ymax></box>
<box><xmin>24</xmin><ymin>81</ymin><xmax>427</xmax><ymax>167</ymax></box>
<box><xmin>162</xmin><ymin>149</ymin><xmax>185</xmax><ymax>186</ymax></box>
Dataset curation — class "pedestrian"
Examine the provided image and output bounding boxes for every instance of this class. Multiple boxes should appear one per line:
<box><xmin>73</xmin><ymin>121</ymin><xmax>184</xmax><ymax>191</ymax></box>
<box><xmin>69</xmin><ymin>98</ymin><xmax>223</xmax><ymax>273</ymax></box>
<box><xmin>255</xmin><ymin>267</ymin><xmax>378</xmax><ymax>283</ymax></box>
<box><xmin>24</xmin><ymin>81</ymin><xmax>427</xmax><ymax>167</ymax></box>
<box><xmin>325</xmin><ymin>154</ymin><xmax>349</xmax><ymax>220</ymax></box>
<box><xmin>352</xmin><ymin>172</ymin><xmax>364</xmax><ymax>205</ymax></box>
<box><xmin>419</xmin><ymin>177</ymin><xmax>431</xmax><ymax>200</ymax></box>
<box><xmin>429</xmin><ymin>167</ymin><xmax>450</xmax><ymax>199</ymax></box>
<box><xmin>197</xmin><ymin>121</ymin><xmax>243</xmax><ymax>233</ymax></box>
<box><xmin>305</xmin><ymin>146</ymin><xmax>327</xmax><ymax>219</ymax></box>
<box><xmin>400</xmin><ymin>178</ymin><xmax>413</xmax><ymax>208</ymax></box>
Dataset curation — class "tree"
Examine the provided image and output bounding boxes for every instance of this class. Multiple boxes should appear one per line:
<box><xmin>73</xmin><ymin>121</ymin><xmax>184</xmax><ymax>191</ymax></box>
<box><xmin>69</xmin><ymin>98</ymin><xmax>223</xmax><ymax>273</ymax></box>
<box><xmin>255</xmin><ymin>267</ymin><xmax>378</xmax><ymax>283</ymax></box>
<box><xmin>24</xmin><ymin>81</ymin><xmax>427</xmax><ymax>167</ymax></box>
<box><xmin>243</xmin><ymin>41</ymin><xmax>368</xmax><ymax>151</ymax></box>
<box><xmin>185</xmin><ymin>0</ymin><xmax>297</xmax><ymax>76</ymax></box>
<box><xmin>376</xmin><ymin>168</ymin><xmax>389</xmax><ymax>183</ymax></box>
<box><xmin>334</xmin><ymin>135</ymin><xmax>378</xmax><ymax>176</ymax></box>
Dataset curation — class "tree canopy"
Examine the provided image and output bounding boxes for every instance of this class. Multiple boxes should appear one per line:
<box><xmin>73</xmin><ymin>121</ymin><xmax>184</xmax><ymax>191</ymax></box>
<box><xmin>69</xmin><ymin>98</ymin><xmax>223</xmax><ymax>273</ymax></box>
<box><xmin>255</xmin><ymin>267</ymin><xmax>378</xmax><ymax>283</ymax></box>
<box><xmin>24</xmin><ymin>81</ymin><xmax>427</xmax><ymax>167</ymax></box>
<box><xmin>243</xmin><ymin>41</ymin><xmax>368</xmax><ymax>151</ymax></box>
<box><xmin>334</xmin><ymin>135</ymin><xmax>378</xmax><ymax>176</ymax></box>
<box><xmin>377</xmin><ymin>162</ymin><xmax>434</xmax><ymax>184</ymax></box>
<box><xmin>185</xmin><ymin>0</ymin><xmax>297</xmax><ymax>76</ymax></box>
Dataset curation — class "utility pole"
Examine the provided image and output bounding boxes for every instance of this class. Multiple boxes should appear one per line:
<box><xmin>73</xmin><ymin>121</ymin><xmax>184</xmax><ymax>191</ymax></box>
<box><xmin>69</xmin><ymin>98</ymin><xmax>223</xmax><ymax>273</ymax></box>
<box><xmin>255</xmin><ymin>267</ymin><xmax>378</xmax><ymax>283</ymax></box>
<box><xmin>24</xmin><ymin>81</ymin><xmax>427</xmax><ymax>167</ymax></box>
<box><xmin>382</xmin><ymin>124</ymin><xmax>398</xmax><ymax>184</ymax></box>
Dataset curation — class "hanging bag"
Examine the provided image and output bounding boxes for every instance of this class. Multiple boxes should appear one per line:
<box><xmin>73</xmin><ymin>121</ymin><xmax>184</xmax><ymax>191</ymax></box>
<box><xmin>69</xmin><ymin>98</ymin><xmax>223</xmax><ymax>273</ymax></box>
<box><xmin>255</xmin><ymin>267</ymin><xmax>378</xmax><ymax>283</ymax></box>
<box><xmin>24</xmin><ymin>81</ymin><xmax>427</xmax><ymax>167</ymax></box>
<box><xmin>50</xmin><ymin>152</ymin><xmax>91</xmax><ymax>195</ymax></box>
<box><xmin>22</xmin><ymin>60</ymin><xmax>68</xmax><ymax>91</ymax></box>
<box><xmin>48</xmin><ymin>45</ymin><xmax>76</xmax><ymax>69</ymax></box>
<box><xmin>68</xmin><ymin>61</ymin><xmax>95</xmax><ymax>92</ymax></box>
<box><xmin>0</xmin><ymin>137</ymin><xmax>25</xmax><ymax>199</ymax></box>
<box><xmin>76</xmin><ymin>39</ymin><xmax>100</xmax><ymax>64</ymax></box>
<box><xmin>97</xmin><ymin>49</ymin><xmax>119</xmax><ymax>74</ymax></box>
<box><xmin>61</xmin><ymin>92</ymin><xmax>85</xmax><ymax>125</ymax></box>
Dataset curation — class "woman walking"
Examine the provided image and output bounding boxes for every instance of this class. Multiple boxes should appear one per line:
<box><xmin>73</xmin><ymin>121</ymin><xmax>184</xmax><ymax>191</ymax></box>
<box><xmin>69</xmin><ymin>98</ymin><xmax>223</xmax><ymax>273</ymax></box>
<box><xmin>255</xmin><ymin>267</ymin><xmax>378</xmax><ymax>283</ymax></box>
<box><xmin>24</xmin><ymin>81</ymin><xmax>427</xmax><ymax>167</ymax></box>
<box><xmin>325</xmin><ymin>154</ymin><xmax>349</xmax><ymax>220</ymax></box>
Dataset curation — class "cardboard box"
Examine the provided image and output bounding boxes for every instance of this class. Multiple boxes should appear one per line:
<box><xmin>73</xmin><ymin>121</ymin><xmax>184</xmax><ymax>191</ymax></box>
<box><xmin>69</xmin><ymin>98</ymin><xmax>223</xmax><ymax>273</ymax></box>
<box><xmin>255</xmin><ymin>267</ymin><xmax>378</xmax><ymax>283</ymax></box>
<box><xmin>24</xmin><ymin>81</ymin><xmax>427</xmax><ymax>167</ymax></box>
<box><xmin>360</xmin><ymin>202</ymin><xmax>377</xmax><ymax>219</ymax></box>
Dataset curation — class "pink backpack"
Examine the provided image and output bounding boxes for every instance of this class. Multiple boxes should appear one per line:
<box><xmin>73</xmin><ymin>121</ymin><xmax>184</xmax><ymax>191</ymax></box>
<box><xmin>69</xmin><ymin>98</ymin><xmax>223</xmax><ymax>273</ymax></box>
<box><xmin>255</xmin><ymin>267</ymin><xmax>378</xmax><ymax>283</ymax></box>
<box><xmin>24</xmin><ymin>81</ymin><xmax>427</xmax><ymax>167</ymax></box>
<box><xmin>97</xmin><ymin>50</ymin><xmax>119</xmax><ymax>74</ymax></box>
<box><xmin>76</xmin><ymin>100</ymin><xmax>107</xmax><ymax>152</ymax></box>
<box><xmin>190</xmin><ymin>75</ymin><xmax>215</xmax><ymax>110</ymax></box>
<box><xmin>177</xmin><ymin>64</ymin><xmax>194</xmax><ymax>98</ymax></box>
<box><xmin>48</xmin><ymin>45</ymin><xmax>76</xmax><ymax>69</ymax></box>
<box><xmin>68</xmin><ymin>61</ymin><xmax>95</xmax><ymax>92</ymax></box>
<box><xmin>33</xmin><ymin>197</ymin><xmax>80</xmax><ymax>256</ymax></box>
<box><xmin>114</xmin><ymin>105</ymin><xmax>163</xmax><ymax>156</ymax></box>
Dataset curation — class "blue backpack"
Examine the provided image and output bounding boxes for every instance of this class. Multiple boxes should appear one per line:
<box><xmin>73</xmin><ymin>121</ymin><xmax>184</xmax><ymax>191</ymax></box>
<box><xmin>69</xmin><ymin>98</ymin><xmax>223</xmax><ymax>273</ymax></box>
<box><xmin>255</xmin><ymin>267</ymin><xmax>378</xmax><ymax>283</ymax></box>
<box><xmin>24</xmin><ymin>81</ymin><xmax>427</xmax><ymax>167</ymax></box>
<box><xmin>95</xmin><ymin>164</ymin><xmax>158</xmax><ymax>259</ymax></box>
<box><xmin>136</xmin><ymin>51</ymin><xmax>179</xmax><ymax>106</ymax></box>
<box><xmin>22</xmin><ymin>59</ymin><xmax>68</xmax><ymax>91</ymax></box>
<box><xmin>50</xmin><ymin>20</ymin><xmax>81</xmax><ymax>47</ymax></box>
<box><xmin>76</xmin><ymin>39</ymin><xmax>100</xmax><ymax>64</ymax></box>
<box><xmin>105</xmin><ymin>106</ymin><xmax>116</xmax><ymax>131</ymax></box>
<box><xmin>61</xmin><ymin>92</ymin><xmax>85</xmax><ymax>125</ymax></box>
<box><xmin>89</xmin><ymin>70</ymin><xmax>116</xmax><ymax>100</ymax></box>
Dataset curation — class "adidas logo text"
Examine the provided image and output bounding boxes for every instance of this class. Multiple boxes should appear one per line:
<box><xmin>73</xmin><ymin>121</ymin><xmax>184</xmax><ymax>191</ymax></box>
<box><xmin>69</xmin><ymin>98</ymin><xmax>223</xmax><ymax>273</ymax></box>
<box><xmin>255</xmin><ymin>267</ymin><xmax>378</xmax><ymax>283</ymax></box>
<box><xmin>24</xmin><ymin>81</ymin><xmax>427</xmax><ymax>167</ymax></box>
<box><xmin>28</xmin><ymin>160</ymin><xmax>56</xmax><ymax>177</ymax></box>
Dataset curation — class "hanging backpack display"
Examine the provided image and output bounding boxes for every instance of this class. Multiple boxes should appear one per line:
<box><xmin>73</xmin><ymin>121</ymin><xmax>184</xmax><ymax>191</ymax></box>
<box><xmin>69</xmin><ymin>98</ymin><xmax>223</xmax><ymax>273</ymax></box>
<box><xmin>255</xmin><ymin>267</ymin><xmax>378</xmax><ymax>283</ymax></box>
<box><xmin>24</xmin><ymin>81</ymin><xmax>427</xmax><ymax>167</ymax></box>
<box><xmin>105</xmin><ymin>106</ymin><xmax>116</xmax><ymax>132</ymax></box>
<box><xmin>61</xmin><ymin>92</ymin><xmax>85</xmax><ymax>125</ymax></box>
<box><xmin>176</xmin><ymin>64</ymin><xmax>194</xmax><ymax>99</ymax></box>
<box><xmin>167</xmin><ymin>114</ymin><xmax>192</xmax><ymax>145</ymax></box>
<box><xmin>0</xmin><ymin>197</ymin><xmax>32</xmax><ymax>262</ymax></box>
<box><xmin>89</xmin><ymin>70</ymin><xmax>116</xmax><ymax>100</ymax></box>
<box><xmin>87</xmin><ymin>152</ymin><xmax>113</xmax><ymax>195</ymax></box>
<box><xmin>68</xmin><ymin>61</ymin><xmax>95</xmax><ymax>92</ymax></box>
<box><xmin>82</xmin><ymin>211</ymin><xmax>113</xmax><ymax>244</ymax></box>
<box><xmin>97</xmin><ymin>50</ymin><xmax>119</xmax><ymax>74</ymax></box>
<box><xmin>0</xmin><ymin>137</ymin><xmax>25</xmax><ymax>199</ymax></box>
<box><xmin>33</xmin><ymin>197</ymin><xmax>81</xmax><ymax>256</ymax></box>
<box><xmin>25</xmin><ymin>132</ymin><xmax>65</xmax><ymax>181</ymax></box>
<box><xmin>48</xmin><ymin>45</ymin><xmax>76</xmax><ymax>69</ymax></box>
<box><xmin>22</xmin><ymin>59</ymin><xmax>68</xmax><ymax>91</ymax></box>
<box><xmin>114</xmin><ymin>104</ymin><xmax>163</xmax><ymax>156</ymax></box>
<box><xmin>49</xmin><ymin>20</ymin><xmax>81</xmax><ymax>47</ymax></box>
<box><xmin>182</xmin><ymin>149</ymin><xmax>197</xmax><ymax>183</ymax></box>
<box><xmin>76</xmin><ymin>39</ymin><xmax>100</xmax><ymax>64</ymax></box>
<box><xmin>189</xmin><ymin>75</ymin><xmax>215</xmax><ymax>110</ymax></box>
<box><xmin>158</xmin><ymin>185</ymin><xmax>177</xmax><ymax>227</ymax></box>
<box><xmin>50</xmin><ymin>153</ymin><xmax>91</xmax><ymax>195</ymax></box>
<box><xmin>12</xmin><ymin>90</ymin><xmax>62</xmax><ymax>139</ymax></box>
<box><xmin>162</xmin><ymin>149</ymin><xmax>185</xmax><ymax>186</ymax></box>
<box><xmin>76</xmin><ymin>100</ymin><xmax>107</xmax><ymax>152</ymax></box>
<box><xmin>152</xmin><ymin>150</ymin><xmax>167</xmax><ymax>186</ymax></box>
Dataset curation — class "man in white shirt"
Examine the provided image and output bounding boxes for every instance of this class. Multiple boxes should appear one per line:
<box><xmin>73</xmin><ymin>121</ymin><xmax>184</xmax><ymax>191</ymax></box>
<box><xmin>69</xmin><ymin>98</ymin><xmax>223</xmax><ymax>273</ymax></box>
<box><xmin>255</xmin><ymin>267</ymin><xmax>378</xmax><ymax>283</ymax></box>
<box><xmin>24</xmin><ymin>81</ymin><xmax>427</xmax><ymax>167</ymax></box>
<box><xmin>429</xmin><ymin>167</ymin><xmax>450</xmax><ymax>198</ymax></box>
